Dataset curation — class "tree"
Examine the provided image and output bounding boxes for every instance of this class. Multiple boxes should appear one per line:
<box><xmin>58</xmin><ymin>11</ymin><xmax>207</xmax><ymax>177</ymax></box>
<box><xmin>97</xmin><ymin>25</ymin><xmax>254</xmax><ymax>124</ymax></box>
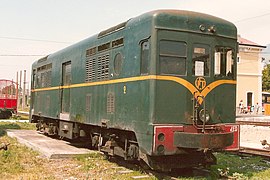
<box><xmin>262</xmin><ymin>64</ymin><xmax>270</xmax><ymax>91</ymax></box>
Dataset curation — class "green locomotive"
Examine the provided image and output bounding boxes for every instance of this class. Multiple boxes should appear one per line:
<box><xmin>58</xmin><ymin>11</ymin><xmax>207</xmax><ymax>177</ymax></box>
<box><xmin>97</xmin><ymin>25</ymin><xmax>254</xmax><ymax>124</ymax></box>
<box><xmin>30</xmin><ymin>10</ymin><xmax>239</xmax><ymax>171</ymax></box>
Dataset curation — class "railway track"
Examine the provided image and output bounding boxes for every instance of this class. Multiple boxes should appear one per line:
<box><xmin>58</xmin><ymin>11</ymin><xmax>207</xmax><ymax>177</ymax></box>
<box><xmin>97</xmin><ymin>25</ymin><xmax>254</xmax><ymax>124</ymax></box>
<box><xmin>236</xmin><ymin>120</ymin><xmax>270</xmax><ymax>158</ymax></box>
<box><xmin>106</xmin><ymin>156</ymin><xmax>210</xmax><ymax>179</ymax></box>
<box><xmin>17</xmin><ymin>111</ymin><xmax>29</xmax><ymax>116</ymax></box>
<box><xmin>236</xmin><ymin>120</ymin><xmax>270</xmax><ymax>126</ymax></box>
<box><xmin>238</xmin><ymin>147</ymin><xmax>270</xmax><ymax>158</ymax></box>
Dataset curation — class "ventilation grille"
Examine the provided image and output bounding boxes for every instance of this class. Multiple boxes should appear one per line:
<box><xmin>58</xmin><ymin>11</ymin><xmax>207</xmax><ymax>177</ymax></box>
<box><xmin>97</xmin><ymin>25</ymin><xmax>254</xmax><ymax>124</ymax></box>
<box><xmin>46</xmin><ymin>95</ymin><xmax>50</xmax><ymax>112</ymax></box>
<box><xmin>107</xmin><ymin>93</ymin><xmax>115</xmax><ymax>114</ymax></box>
<box><xmin>98</xmin><ymin>21</ymin><xmax>127</xmax><ymax>38</ymax></box>
<box><xmin>37</xmin><ymin>55</ymin><xmax>48</xmax><ymax>63</ymax></box>
<box><xmin>45</xmin><ymin>71</ymin><xmax>52</xmax><ymax>87</ymax></box>
<box><xmin>40</xmin><ymin>70</ymin><xmax>52</xmax><ymax>87</ymax></box>
<box><xmin>97</xmin><ymin>54</ymin><xmax>109</xmax><ymax>80</ymax></box>
<box><xmin>86</xmin><ymin>57</ymin><xmax>96</xmax><ymax>82</ymax></box>
<box><xmin>86</xmin><ymin>94</ymin><xmax>91</xmax><ymax>112</ymax></box>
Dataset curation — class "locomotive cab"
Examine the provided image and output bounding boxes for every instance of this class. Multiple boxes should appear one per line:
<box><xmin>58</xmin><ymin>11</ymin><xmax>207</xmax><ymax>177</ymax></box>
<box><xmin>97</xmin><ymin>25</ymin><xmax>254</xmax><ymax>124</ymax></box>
<box><xmin>141</xmin><ymin>11</ymin><xmax>239</xmax><ymax>170</ymax></box>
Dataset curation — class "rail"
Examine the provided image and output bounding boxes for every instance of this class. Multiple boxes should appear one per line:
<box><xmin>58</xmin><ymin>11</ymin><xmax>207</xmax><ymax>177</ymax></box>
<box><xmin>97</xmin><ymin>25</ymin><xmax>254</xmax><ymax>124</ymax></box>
<box><xmin>17</xmin><ymin>111</ymin><xmax>29</xmax><ymax>116</ymax></box>
<box><xmin>239</xmin><ymin>146</ymin><xmax>270</xmax><ymax>158</ymax></box>
<box><xmin>236</xmin><ymin>120</ymin><xmax>270</xmax><ymax>126</ymax></box>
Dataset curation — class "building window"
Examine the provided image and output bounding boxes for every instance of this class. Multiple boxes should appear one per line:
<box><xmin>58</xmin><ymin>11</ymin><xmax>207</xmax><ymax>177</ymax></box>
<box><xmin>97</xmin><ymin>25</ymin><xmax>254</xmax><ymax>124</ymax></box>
<box><xmin>237</xmin><ymin>55</ymin><xmax>241</xmax><ymax>64</ymax></box>
<box><xmin>247</xmin><ymin>92</ymin><xmax>253</xmax><ymax>107</ymax></box>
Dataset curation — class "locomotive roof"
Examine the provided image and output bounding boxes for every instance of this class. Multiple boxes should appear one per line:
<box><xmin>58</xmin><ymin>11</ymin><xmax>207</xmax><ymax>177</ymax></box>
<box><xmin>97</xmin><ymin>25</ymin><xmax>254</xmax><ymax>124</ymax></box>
<box><xmin>33</xmin><ymin>9</ymin><xmax>237</xmax><ymax>67</ymax></box>
<box><xmin>130</xmin><ymin>9</ymin><xmax>237</xmax><ymax>38</ymax></box>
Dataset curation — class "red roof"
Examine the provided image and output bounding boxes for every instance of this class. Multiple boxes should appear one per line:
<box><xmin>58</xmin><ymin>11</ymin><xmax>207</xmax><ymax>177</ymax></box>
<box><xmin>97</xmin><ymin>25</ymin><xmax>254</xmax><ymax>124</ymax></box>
<box><xmin>238</xmin><ymin>36</ymin><xmax>265</xmax><ymax>48</ymax></box>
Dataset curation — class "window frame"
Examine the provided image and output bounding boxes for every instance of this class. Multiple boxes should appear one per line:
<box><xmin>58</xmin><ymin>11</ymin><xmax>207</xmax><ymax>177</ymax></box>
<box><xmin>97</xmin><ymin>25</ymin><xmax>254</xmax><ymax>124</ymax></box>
<box><xmin>140</xmin><ymin>39</ymin><xmax>150</xmax><ymax>75</ymax></box>
<box><xmin>159</xmin><ymin>40</ymin><xmax>187</xmax><ymax>76</ymax></box>
<box><xmin>192</xmin><ymin>43</ymin><xmax>211</xmax><ymax>77</ymax></box>
<box><xmin>214</xmin><ymin>46</ymin><xmax>235</xmax><ymax>79</ymax></box>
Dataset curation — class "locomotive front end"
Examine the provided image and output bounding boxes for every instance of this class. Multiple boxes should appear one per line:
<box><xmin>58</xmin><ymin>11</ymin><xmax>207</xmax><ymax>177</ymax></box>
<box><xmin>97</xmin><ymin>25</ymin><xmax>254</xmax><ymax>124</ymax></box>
<box><xmin>145</xmin><ymin>10</ymin><xmax>239</xmax><ymax>171</ymax></box>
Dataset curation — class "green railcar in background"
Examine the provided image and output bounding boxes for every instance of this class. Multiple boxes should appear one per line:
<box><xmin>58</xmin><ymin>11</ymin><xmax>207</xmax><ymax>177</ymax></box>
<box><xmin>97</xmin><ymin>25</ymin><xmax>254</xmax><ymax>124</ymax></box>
<box><xmin>30</xmin><ymin>10</ymin><xmax>239</xmax><ymax>171</ymax></box>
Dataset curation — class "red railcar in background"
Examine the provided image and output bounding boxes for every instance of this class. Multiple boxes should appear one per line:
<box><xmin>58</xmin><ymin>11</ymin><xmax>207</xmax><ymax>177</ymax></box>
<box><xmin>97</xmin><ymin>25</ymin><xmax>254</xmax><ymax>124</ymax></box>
<box><xmin>0</xmin><ymin>79</ymin><xmax>17</xmax><ymax>119</ymax></box>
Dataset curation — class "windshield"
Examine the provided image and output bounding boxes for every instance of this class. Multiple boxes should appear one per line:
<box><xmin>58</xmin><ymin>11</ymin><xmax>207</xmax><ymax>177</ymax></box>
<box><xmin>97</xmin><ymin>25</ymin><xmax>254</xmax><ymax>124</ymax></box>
<box><xmin>192</xmin><ymin>44</ymin><xmax>210</xmax><ymax>77</ymax></box>
<box><xmin>159</xmin><ymin>40</ymin><xmax>187</xmax><ymax>75</ymax></box>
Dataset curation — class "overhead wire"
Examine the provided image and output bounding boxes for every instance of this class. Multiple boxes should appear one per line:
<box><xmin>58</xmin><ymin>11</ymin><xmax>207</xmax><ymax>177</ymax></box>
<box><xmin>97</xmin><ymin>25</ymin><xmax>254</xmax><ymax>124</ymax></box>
<box><xmin>1</xmin><ymin>12</ymin><xmax>270</xmax><ymax>58</ymax></box>
<box><xmin>235</xmin><ymin>12</ymin><xmax>270</xmax><ymax>23</ymax></box>
<box><xmin>0</xmin><ymin>36</ymin><xmax>71</xmax><ymax>57</ymax></box>
<box><xmin>0</xmin><ymin>36</ymin><xmax>72</xmax><ymax>44</ymax></box>
<box><xmin>0</xmin><ymin>55</ymin><xmax>46</xmax><ymax>57</ymax></box>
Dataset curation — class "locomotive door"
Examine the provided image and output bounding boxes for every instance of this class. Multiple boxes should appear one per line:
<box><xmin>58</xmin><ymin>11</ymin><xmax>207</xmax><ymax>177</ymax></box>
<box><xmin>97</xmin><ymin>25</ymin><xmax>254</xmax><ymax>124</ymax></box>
<box><xmin>60</xmin><ymin>61</ymin><xmax>71</xmax><ymax>120</ymax></box>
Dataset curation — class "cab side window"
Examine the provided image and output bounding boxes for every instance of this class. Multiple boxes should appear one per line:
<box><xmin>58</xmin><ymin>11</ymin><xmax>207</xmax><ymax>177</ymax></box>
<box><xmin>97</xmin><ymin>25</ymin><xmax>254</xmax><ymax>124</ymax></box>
<box><xmin>141</xmin><ymin>40</ymin><xmax>150</xmax><ymax>75</ymax></box>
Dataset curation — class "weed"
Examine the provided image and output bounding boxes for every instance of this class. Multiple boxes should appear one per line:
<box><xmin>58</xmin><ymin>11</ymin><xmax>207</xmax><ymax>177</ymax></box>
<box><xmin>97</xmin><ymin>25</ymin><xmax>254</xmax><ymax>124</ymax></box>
<box><xmin>1</xmin><ymin>121</ymin><xmax>270</xmax><ymax>179</ymax></box>
<box><xmin>211</xmin><ymin>152</ymin><xmax>270</xmax><ymax>179</ymax></box>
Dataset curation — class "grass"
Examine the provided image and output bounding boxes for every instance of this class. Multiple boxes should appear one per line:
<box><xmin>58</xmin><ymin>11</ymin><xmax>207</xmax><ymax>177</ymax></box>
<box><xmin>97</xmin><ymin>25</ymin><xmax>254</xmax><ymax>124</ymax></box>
<box><xmin>74</xmin><ymin>154</ymin><xmax>154</xmax><ymax>179</ymax></box>
<box><xmin>0</xmin><ymin>122</ymin><xmax>51</xmax><ymax>179</ymax></box>
<box><xmin>0</xmin><ymin>121</ymin><xmax>35</xmax><ymax>137</ymax></box>
<box><xmin>1</xmin><ymin>121</ymin><xmax>270</xmax><ymax>179</ymax></box>
<box><xmin>0</xmin><ymin>137</ymin><xmax>44</xmax><ymax>179</ymax></box>
<box><xmin>211</xmin><ymin>152</ymin><xmax>270</xmax><ymax>179</ymax></box>
<box><xmin>0</xmin><ymin>121</ymin><xmax>154</xmax><ymax>179</ymax></box>
<box><xmin>17</xmin><ymin>114</ymin><xmax>29</xmax><ymax>120</ymax></box>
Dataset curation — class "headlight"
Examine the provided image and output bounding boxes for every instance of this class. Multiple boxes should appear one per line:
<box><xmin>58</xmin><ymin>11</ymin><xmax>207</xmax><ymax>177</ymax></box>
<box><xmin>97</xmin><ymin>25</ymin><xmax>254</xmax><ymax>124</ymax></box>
<box><xmin>199</xmin><ymin>109</ymin><xmax>210</xmax><ymax>123</ymax></box>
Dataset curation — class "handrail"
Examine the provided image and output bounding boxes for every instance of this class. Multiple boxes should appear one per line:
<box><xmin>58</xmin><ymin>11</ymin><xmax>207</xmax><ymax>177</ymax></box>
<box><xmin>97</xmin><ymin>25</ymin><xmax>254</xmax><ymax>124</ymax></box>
<box><xmin>192</xmin><ymin>93</ymin><xmax>206</xmax><ymax>133</ymax></box>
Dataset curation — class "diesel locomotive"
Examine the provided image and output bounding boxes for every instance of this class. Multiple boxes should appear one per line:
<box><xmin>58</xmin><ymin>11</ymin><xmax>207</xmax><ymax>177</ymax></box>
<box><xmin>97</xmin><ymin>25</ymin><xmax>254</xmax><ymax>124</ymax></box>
<box><xmin>30</xmin><ymin>10</ymin><xmax>239</xmax><ymax>171</ymax></box>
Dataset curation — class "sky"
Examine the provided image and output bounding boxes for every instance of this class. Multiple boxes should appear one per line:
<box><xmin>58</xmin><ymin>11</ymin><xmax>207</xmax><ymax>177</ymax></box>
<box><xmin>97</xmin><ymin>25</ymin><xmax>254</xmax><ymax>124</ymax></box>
<box><xmin>1</xmin><ymin>0</ymin><xmax>270</xmax><ymax>86</ymax></box>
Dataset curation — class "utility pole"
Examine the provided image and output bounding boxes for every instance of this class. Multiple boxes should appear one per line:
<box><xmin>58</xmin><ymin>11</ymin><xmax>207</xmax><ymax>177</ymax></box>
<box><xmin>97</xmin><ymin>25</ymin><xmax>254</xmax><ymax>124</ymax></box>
<box><xmin>19</xmin><ymin>70</ymin><xmax>22</xmax><ymax>110</ymax></box>
<box><xmin>22</xmin><ymin>70</ymin><xmax>26</xmax><ymax>110</ymax></box>
<box><xmin>16</xmin><ymin>72</ymin><xmax>19</xmax><ymax>113</ymax></box>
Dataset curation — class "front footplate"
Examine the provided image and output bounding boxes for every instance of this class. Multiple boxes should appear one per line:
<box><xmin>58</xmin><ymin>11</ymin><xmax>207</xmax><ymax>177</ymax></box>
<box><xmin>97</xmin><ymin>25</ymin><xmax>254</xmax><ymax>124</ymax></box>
<box><xmin>174</xmin><ymin>131</ymin><xmax>234</xmax><ymax>149</ymax></box>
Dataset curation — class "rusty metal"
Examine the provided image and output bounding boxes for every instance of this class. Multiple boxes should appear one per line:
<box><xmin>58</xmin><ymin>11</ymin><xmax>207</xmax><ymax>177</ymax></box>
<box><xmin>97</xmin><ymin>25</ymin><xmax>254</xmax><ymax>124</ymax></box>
<box><xmin>174</xmin><ymin>131</ymin><xmax>233</xmax><ymax>149</ymax></box>
<box><xmin>239</xmin><ymin>147</ymin><xmax>270</xmax><ymax>158</ymax></box>
<box><xmin>192</xmin><ymin>93</ymin><xmax>210</xmax><ymax>133</ymax></box>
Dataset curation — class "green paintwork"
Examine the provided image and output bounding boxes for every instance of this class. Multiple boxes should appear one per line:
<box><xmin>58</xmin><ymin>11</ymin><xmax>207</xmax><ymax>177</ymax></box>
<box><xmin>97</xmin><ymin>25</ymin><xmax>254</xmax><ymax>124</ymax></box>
<box><xmin>30</xmin><ymin>10</ymin><xmax>237</xmax><ymax>155</ymax></box>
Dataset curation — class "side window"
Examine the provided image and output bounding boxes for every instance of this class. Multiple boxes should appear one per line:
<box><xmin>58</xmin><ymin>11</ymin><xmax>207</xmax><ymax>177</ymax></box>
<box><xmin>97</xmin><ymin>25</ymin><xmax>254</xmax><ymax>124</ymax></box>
<box><xmin>63</xmin><ymin>62</ymin><xmax>71</xmax><ymax>85</ymax></box>
<box><xmin>141</xmin><ymin>40</ymin><xmax>150</xmax><ymax>75</ymax></box>
<box><xmin>214</xmin><ymin>47</ymin><xmax>235</xmax><ymax>78</ymax></box>
<box><xmin>159</xmin><ymin>40</ymin><xmax>187</xmax><ymax>75</ymax></box>
<box><xmin>32</xmin><ymin>69</ymin><xmax>36</xmax><ymax>89</ymax></box>
<box><xmin>192</xmin><ymin>44</ymin><xmax>210</xmax><ymax>76</ymax></box>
